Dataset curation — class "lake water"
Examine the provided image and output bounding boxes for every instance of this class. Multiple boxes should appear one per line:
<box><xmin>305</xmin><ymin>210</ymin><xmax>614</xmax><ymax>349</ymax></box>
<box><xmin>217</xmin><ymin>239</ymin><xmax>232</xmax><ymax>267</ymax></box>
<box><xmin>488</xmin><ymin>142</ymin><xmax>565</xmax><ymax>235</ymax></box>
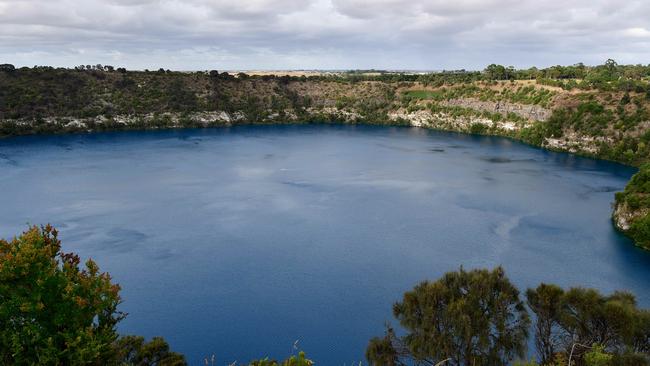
<box><xmin>1</xmin><ymin>125</ymin><xmax>649</xmax><ymax>365</ymax></box>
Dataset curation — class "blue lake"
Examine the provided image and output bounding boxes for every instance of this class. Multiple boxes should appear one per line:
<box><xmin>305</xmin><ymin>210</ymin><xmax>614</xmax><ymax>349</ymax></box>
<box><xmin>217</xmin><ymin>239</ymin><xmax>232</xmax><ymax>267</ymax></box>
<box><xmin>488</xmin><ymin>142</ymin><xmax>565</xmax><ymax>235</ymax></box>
<box><xmin>1</xmin><ymin>125</ymin><xmax>649</xmax><ymax>365</ymax></box>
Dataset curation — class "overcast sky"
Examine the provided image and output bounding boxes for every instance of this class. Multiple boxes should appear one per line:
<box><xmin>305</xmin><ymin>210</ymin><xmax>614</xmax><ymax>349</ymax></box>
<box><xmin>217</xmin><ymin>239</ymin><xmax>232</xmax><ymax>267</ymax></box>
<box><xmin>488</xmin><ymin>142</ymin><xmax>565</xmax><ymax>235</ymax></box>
<box><xmin>1</xmin><ymin>0</ymin><xmax>649</xmax><ymax>70</ymax></box>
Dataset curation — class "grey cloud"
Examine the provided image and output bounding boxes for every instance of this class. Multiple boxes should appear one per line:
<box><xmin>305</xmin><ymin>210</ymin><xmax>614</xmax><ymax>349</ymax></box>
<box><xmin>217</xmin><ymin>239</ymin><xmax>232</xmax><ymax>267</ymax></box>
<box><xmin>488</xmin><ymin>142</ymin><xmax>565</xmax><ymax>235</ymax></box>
<box><xmin>0</xmin><ymin>0</ymin><xmax>649</xmax><ymax>70</ymax></box>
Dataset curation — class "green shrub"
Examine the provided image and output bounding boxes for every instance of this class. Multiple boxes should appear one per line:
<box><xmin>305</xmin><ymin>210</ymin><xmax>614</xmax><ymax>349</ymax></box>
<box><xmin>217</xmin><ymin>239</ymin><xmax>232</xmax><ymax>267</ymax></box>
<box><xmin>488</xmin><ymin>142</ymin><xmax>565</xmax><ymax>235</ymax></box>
<box><xmin>0</xmin><ymin>225</ymin><xmax>124</xmax><ymax>365</ymax></box>
<box><xmin>470</xmin><ymin>122</ymin><xmax>488</xmax><ymax>134</ymax></box>
<box><xmin>0</xmin><ymin>225</ymin><xmax>186</xmax><ymax>365</ymax></box>
<box><xmin>629</xmin><ymin>215</ymin><xmax>650</xmax><ymax>249</ymax></box>
<box><xmin>585</xmin><ymin>345</ymin><xmax>614</xmax><ymax>366</ymax></box>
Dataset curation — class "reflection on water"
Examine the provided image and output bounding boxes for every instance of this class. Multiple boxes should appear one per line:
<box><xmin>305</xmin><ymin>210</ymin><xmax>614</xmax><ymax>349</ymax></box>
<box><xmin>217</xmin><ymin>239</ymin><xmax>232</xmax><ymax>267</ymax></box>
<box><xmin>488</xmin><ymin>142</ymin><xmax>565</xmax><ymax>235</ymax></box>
<box><xmin>0</xmin><ymin>125</ymin><xmax>648</xmax><ymax>365</ymax></box>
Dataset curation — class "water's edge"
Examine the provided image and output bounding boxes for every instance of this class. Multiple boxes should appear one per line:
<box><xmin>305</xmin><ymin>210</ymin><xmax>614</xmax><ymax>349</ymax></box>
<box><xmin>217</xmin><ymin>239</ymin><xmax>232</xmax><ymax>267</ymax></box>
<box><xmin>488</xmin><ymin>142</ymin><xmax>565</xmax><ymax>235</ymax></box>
<box><xmin>2</xmin><ymin>116</ymin><xmax>642</xmax><ymax>250</ymax></box>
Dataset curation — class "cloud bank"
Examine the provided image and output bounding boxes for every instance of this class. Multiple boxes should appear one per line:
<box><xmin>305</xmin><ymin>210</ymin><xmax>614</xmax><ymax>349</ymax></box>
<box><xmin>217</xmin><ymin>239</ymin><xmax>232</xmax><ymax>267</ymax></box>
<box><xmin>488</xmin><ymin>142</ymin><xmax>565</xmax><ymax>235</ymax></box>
<box><xmin>1</xmin><ymin>0</ymin><xmax>649</xmax><ymax>70</ymax></box>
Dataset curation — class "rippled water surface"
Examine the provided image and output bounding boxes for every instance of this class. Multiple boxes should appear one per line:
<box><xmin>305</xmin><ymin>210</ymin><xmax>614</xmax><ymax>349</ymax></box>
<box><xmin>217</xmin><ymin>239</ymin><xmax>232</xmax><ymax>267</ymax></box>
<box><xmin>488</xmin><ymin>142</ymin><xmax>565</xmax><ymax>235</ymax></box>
<box><xmin>1</xmin><ymin>125</ymin><xmax>649</xmax><ymax>365</ymax></box>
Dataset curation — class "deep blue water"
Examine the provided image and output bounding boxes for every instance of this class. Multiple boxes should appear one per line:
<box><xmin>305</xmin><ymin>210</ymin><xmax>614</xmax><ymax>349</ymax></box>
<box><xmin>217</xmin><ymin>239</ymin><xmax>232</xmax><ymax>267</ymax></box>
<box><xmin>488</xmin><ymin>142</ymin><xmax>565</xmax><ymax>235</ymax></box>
<box><xmin>1</xmin><ymin>125</ymin><xmax>649</xmax><ymax>365</ymax></box>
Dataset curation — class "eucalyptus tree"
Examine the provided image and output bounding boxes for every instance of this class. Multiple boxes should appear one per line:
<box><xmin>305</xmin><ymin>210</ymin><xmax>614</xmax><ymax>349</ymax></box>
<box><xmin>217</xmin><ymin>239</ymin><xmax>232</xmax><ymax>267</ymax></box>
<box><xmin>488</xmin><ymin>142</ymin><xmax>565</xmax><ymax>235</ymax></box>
<box><xmin>367</xmin><ymin>267</ymin><xmax>530</xmax><ymax>366</ymax></box>
<box><xmin>526</xmin><ymin>284</ymin><xmax>650</xmax><ymax>364</ymax></box>
<box><xmin>526</xmin><ymin>284</ymin><xmax>565</xmax><ymax>365</ymax></box>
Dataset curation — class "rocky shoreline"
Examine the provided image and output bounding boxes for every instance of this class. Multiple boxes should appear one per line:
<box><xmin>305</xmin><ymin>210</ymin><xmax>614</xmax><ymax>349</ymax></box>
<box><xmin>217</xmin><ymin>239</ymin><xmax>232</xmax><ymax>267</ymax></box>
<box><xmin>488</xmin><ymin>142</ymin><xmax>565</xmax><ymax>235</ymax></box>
<box><xmin>0</xmin><ymin>102</ymin><xmax>610</xmax><ymax>159</ymax></box>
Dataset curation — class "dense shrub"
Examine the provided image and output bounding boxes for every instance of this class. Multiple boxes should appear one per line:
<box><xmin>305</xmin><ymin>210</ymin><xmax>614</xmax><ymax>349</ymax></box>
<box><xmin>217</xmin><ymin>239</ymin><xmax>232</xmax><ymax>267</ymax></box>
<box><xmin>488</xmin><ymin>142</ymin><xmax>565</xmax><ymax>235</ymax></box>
<box><xmin>0</xmin><ymin>225</ymin><xmax>186</xmax><ymax>365</ymax></box>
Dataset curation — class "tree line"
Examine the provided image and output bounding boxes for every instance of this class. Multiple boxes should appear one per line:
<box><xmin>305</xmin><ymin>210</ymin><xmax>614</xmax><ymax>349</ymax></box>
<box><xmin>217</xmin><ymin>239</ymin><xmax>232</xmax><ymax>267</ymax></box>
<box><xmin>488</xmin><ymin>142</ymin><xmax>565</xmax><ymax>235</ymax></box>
<box><xmin>366</xmin><ymin>267</ymin><xmax>649</xmax><ymax>366</ymax></box>
<box><xmin>2</xmin><ymin>59</ymin><xmax>649</xmax><ymax>88</ymax></box>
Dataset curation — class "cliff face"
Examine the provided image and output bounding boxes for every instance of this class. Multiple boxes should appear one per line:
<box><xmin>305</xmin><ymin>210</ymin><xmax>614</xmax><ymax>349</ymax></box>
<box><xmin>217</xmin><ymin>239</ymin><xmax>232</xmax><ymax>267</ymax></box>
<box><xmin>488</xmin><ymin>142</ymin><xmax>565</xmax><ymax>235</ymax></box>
<box><xmin>613</xmin><ymin>201</ymin><xmax>636</xmax><ymax>231</ymax></box>
<box><xmin>612</xmin><ymin>200</ymin><xmax>650</xmax><ymax>250</ymax></box>
<box><xmin>0</xmin><ymin>102</ymin><xmax>569</xmax><ymax>155</ymax></box>
<box><xmin>0</xmin><ymin>85</ymin><xmax>604</xmax><ymax>161</ymax></box>
<box><xmin>441</xmin><ymin>98</ymin><xmax>551</xmax><ymax>121</ymax></box>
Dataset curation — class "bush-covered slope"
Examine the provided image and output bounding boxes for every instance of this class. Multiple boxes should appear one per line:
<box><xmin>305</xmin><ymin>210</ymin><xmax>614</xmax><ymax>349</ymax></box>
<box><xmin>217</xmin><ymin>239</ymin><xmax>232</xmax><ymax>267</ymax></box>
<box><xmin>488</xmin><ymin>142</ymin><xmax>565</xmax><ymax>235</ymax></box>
<box><xmin>614</xmin><ymin>163</ymin><xmax>650</xmax><ymax>249</ymax></box>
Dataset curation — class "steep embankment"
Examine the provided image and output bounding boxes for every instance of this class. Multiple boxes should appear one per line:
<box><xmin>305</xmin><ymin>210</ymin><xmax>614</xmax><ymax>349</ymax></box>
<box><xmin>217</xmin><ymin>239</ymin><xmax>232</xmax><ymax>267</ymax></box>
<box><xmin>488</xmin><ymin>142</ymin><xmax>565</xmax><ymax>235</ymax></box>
<box><xmin>613</xmin><ymin>164</ymin><xmax>650</xmax><ymax>250</ymax></box>
<box><xmin>1</xmin><ymin>68</ymin><xmax>650</xmax><ymax>248</ymax></box>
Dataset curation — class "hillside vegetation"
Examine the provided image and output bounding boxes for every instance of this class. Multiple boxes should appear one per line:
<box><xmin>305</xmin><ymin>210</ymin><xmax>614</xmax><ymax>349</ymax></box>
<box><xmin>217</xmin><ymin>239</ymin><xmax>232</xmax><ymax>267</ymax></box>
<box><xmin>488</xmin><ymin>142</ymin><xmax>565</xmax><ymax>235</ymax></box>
<box><xmin>1</xmin><ymin>61</ymin><xmax>650</xmax><ymax>247</ymax></box>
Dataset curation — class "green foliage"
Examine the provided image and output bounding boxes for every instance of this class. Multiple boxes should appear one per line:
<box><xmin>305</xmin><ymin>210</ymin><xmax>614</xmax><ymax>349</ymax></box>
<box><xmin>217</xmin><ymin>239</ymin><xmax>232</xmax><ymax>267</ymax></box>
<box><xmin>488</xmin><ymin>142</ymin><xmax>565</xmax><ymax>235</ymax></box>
<box><xmin>283</xmin><ymin>352</ymin><xmax>313</xmax><ymax>366</ymax></box>
<box><xmin>402</xmin><ymin>90</ymin><xmax>442</xmax><ymax>100</ymax></box>
<box><xmin>367</xmin><ymin>267</ymin><xmax>530</xmax><ymax>366</ymax></box>
<box><xmin>543</xmin><ymin>101</ymin><xmax>614</xmax><ymax>138</ymax></box>
<box><xmin>615</xmin><ymin>164</ymin><xmax>650</xmax><ymax>249</ymax></box>
<box><xmin>526</xmin><ymin>60</ymin><xmax>650</xmax><ymax>92</ymax></box>
<box><xmin>484</xmin><ymin>64</ymin><xmax>515</xmax><ymax>80</ymax></box>
<box><xmin>470</xmin><ymin>122</ymin><xmax>488</xmax><ymax>134</ymax></box>
<box><xmin>513</xmin><ymin>360</ymin><xmax>541</xmax><ymax>366</ymax></box>
<box><xmin>249</xmin><ymin>352</ymin><xmax>313</xmax><ymax>366</ymax></box>
<box><xmin>629</xmin><ymin>215</ymin><xmax>650</xmax><ymax>250</ymax></box>
<box><xmin>502</xmin><ymin>85</ymin><xmax>554</xmax><ymax>107</ymax></box>
<box><xmin>369</xmin><ymin>268</ymin><xmax>649</xmax><ymax>366</ymax></box>
<box><xmin>403</xmin><ymin>84</ymin><xmax>554</xmax><ymax>107</ymax></box>
<box><xmin>611</xmin><ymin>351</ymin><xmax>650</xmax><ymax>366</ymax></box>
<box><xmin>518</xmin><ymin>124</ymin><xmax>547</xmax><ymax>146</ymax></box>
<box><xmin>526</xmin><ymin>285</ymin><xmax>650</xmax><ymax>365</ymax></box>
<box><xmin>0</xmin><ymin>225</ymin><xmax>186</xmax><ymax>365</ymax></box>
<box><xmin>584</xmin><ymin>345</ymin><xmax>613</xmax><ymax>366</ymax></box>
<box><xmin>624</xmin><ymin>163</ymin><xmax>650</xmax><ymax>195</ymax></box>
<box><xmin>526</xmin><ymin>284</ymin><xmax>565</xmax><ymax>365</ymax></box>
<box><xmin>366</xmin><ymin>327</ymin><xmax>401</xmax><ymax>366</ymax></box>
<box><xmin>560</xmin><ymin>289</ymin><xmax>639</xmax><ymax>350</ymax></box>
<box><xmin>0</xmin><ymin>225</ymin><xmax>124</xmax><ymax>365</ymax></box>
<box><xmin>114</xmin><ymin>336</ymin><xmax>187</xmax><ymax>366</ymax></box>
